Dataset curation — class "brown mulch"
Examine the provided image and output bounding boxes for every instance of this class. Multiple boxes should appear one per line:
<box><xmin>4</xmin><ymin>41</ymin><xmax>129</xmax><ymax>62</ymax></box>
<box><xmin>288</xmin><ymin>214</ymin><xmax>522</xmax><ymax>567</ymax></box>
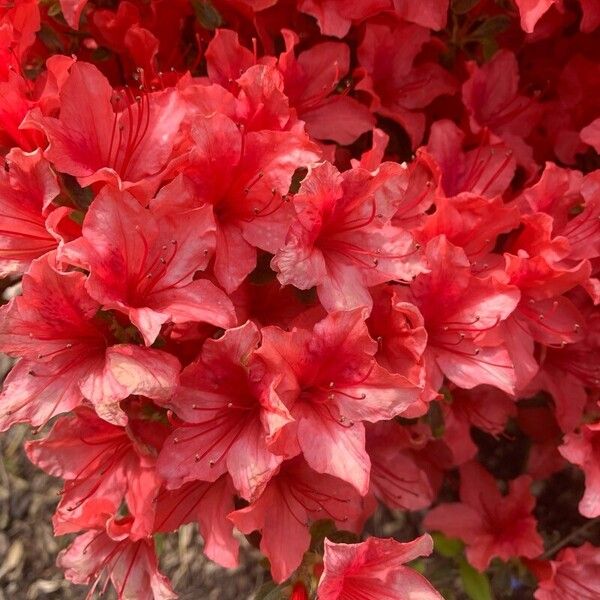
<box><xmin>0</xmin><ymin>424</ymin><xmax>265</xmax><ymax>600</ymax></box>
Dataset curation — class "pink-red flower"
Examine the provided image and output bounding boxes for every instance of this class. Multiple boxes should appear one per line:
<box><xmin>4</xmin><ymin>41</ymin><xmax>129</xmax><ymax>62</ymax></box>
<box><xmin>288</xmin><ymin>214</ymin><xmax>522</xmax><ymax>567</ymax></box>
<box><xmin>157</xmin><ymin>321</ymin><xmax>292</xmax><ymax>500</ymax></box>
<box><xmin>424</xmin><ymin>462</ymin><xmax>543</xmax><ymax>570</ymax></box>
<box><xmin>258</xmin><ymin>308</ymin><xmax>424</xmax><ymax>494</ymax></box>
<box><xmin>356</xmin><ymin>18</ymin><xmax>456</xmax><ymax>148</ymax></box>
<box><xmin>0</xmin><ymin>147</ymin><xmax>61</xmax><ymax>276</ymax></box>
<box><xmin>62</xmin><ymin>186</ymin><xmax>235</xmax><ymax>346</ymax></box>
<box><xmin>58</xmin><ymin>518</ymin><xmax>176</xmax><ymax>600</ymax></box>
<box><xmin>272</xmin><ymin>161</ymin><xmax>426</xmax><ymax>312</ymax></box>
<box><xmin>179</xmin><ymin>111</ymin><xmax>319</xmax><ymax>292</ymax></box>
<box><xmin>559</xmin><ymin>422</ymin><xmax>600</xmax><ymax>518</ymax></box>
<box><xmin>277</xmin><ymin>30</ymin><xmax>374</xmax><ymax>144</ymax></box>
<box><xmin>317</xmin><ymin>534</ymin><xmax>442</xmax><ymax>600</ymax></box>
<box><xmin>228</xmin><ymin>457</ymin><xmax>365</xmax><ymax>582</ymax></box>
<box><xmin>532</xmin><ymin>543</ymin><xmax>600</xmax><ymax>599</ymax></box>
<box><xmin>397</xmin><ymin>235</ymin><xmax>520</xmax><ymax>395</ymax></box>
<box><xmin>0</xmin><ymin>255</ymin><xmax>180</xmax><ymax>428</ymax></box>
<box><xmin>154</xmin><ymin>475</ymin><xmax>239</xmax><ymax>568</ymax></box>
<box><xmin>26</xmin><ymin>406</ymin><xmax>162</xmax><ymax>539</ymax></box>
<box><xmin>24</xmin><ymin>62</ymin><xmax>186</xmax><ymax>201</ymax></box>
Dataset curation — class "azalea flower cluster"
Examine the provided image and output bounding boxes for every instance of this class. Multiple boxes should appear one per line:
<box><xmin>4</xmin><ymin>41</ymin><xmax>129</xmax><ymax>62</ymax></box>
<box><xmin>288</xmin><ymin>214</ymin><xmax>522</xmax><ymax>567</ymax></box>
<box><xmin>0</xmin><ymin>0</ymin><xmax>599</xmax><ymax>598</ymax></box>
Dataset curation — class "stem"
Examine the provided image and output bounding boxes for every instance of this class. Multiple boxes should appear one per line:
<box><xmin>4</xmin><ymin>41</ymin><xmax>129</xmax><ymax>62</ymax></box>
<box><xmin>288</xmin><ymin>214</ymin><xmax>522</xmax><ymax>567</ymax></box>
<box><xmin>540</xmin><ymin>517</ymin><xmax>600</xmax><ymax>559</ymax></box>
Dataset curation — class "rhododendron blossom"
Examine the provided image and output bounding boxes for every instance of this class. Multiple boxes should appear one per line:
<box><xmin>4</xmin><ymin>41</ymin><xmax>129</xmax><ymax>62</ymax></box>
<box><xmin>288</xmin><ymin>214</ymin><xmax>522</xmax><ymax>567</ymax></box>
<box><xmin>424</xmin><ymin>462</ymin><xmax>544</xmax><ymax>570</ymax></box>
<box><xmin>0</xmin><ymin>1</ymin><xmax>599</xmax><ymax>598</ymax></box>
<box><xmin>317</xmin><ymin>534</ymin><xmax>442</xmax><ymax>599</ymax></box>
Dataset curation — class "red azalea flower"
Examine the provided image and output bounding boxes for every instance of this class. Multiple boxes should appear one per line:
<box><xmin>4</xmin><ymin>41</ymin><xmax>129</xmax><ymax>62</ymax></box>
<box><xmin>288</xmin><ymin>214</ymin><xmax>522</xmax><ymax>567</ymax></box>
<box><xmin>559</xmin><ymin>422</ymin><xmax>600</xmax><ymax>518</ymax></box>
<box><xmin>62</xmin><ymin>186</ymin><xmax>235</xmax><ymax>346</ymax></box>
<box><xmin>498</xmin><ymin>212</ymin><xmax>590</xmax><ymax>394</ymax></box>
<box><xmin>157</xmin><ymin>321</ymin><xmax>293</xmax><ymax>500</ymax></box>
<box><xmin>356</xmin><ymin>18</ymin><xmax>456</xmax><ymax>148</ymax></box>
<box><xmin>462</xmin><ymin>50</ymin><xmax>540</xmax><ymax>169</ymax></box>
<box><xmin>57</xmin><ymin>517</ymin><xmax>176</xmax><ymax>600</ymax></box>
<box><xmin>398</xmin><ymin>235</ymin><xmax>520</xmax><ymax>395</ymax></box>
<box><xmin>277</xmin><ymin>30</ymin><xmax>374</xmax><ymax>145</ymax></box>
<box><xmin>0</xmin><ymin>147</ymin><xmax>61</xmax><ymax>276</ymax></box>
<box><xmin>424</xmin><ymin>461</ymin><xmax>544</xmax><ymax>570</ymax></box>
<box><xmin>26</xmin><ymin>406</ymin><xmax>162</xmax><ymax>539</ymax></box>
<box><xmin>23</xmin><ymin>61</ymin><xmax>187</xmax><ymax>202</ymax></box>
<box><xmin>258</xmin><ymin>308</ymin><xmax>423</xmax><ymax>494</ymax></box>
<box><xmin>0</xmin><ymin>0</ymin><xmax>40</xmax><ymax>79</ymax></box>
<box><xmin>177</xmin><ymin>111</ymin><xmax>319</xmax><ymax>292</ymax></box>
<box><xmin>425</xmin><ymin>120</ymin><xmax>517</xmax><ymax>199</ymax></box>
<box><xmin>528</xmin><ymin>297</ymin><xmax>600</xmax><ymax>431</ymax></box>
<box><xmin>272</xmin><ymin>161</ymin><xmax>426</xmax><ymax>312</ymax></box>
<box><xmin>416</xmin><ymin>192</ymin><xmax>520</xmax><ymax>260</ymax></box>
<box><xmin>366</xmin><ymin>421</ymin><xmax>435</xmax><ymax>510</ymax></box>
<box><xmin>154</xmin><ymin>475</ymin><xmax>239</xmax><ymax>568</ymax></box>
<box><xmin>297</xmin><ymin>0</ymin><xmax>390</xmax><ymax>38</ymax></box>
<box><xmin>0</xmin><ymin>255</ymin><xmax>180</xmax><ymax>429</ymax></box>
<box><xmin>532</xmin><ymin>543</ymin><xmax>600</xmax><ymax>599</ymax></box>
<box><xmin>228</xmin><ymin>457</ymin><xmax>365</xmax><ymax>582</ymax></box>
<box><xmin>317</xmin><ymin>534</ymin><xmax>442</xmax><ymax>600</ymax></box>
<box><xmin>367</xmin><ymin>284</ymin><xmax>428</xmax><ymax>386</ymax></box>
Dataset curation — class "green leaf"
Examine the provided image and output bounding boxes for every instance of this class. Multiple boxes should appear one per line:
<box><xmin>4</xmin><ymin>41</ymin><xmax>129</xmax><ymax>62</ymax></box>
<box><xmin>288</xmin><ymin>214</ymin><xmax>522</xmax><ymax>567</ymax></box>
<box><xmin>427</xmin><ymin>401</ymin><xmax>445</xmax><ymax>438</ymax></box>
<box><xmin>191</xmin><ymin>0</ymin><xmax>223</xmax><ymax>30</ymax></box>
<box><xmin>47</xmin><ymin>2</ymin><xmax>63</xmax><ymax>18</ymax></box>
<box><xmin>68</xmin><ymin>210</ymin><xmax>85</xmax><ymax>226</ymax></box>
<box><xmin>470</xmin><ymin>15</ymin><xmax>511</xmax><ymax>39</ymax></box>
<box><xmin>432</xmin><ymin>532</ymin><xmax>464</xmax><ymax>558</ymax></box>
<box><xmin>481</xmin><ymin>38</ymin><xmax>499</xmax><ymax>62</ymax></box>
<box><xmin>38</xmin><ymin>23</ymin><xmax>65</xmax><ymax>53</ymax></box>
<box><xmin>459</xmin><ymin>559</ymin><xmax>493</xmax><ymax>600</ymax></box>
<box><xmin>254</xmin><ymin>582</ymin><xmax>283</xmax><ymax>600</ymax></box>
<box><xmin>310</xmin><ymin>519</ymin><xmax>337</xmax><ymax>551</ymax></box>
<box><xmin>452</xmin><ymin>0</ymin><xmax>480</xmax><ymax>15</ymax></box>
<box><xmin>153</xmin><ymin>533</ymin><xmax>166</xmax><ymax>556</ymax></box>
<box><xmin>409</xmin><ymin>558</ymin><xmax>426</xmax><ymax>574</ymax></box>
